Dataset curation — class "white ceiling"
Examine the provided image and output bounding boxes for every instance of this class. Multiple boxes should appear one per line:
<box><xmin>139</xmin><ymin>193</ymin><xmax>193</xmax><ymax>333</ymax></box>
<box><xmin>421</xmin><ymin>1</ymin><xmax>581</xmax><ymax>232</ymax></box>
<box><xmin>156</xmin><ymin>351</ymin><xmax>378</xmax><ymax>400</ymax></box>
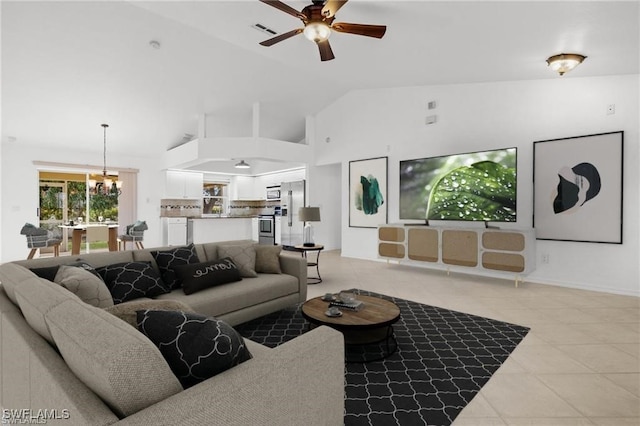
<box><xmin>2</xmin><ymin>1</ymin><xmax>638</xmax><ymax>173</ymax></box>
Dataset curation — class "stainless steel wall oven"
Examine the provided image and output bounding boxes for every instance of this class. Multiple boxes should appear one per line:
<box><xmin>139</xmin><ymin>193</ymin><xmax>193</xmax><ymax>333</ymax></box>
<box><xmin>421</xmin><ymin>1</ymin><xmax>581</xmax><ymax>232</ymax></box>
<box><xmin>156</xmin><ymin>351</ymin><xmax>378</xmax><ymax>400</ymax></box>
<box><xmin>258</xmin><ymin>214</ymin><xmax>276</xmax><ymax>245</ymax></box>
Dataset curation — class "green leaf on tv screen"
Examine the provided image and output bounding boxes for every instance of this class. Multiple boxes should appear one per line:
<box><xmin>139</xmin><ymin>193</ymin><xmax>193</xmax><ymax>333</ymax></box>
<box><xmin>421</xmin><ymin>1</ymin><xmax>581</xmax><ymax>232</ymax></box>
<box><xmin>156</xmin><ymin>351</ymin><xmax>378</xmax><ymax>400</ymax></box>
<box><xmin>427</xmin><ymin>161</ymin><xmax>516</xmax><ymax>221</ymax></box>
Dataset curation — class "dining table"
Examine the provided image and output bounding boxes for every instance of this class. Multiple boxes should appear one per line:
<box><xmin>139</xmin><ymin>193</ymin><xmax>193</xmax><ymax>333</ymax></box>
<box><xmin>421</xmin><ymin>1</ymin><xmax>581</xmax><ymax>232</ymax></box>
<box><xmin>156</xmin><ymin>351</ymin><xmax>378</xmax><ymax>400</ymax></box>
<box><xmin>58</xmin><ymin>223</ymin><xmax>120</xmax><ymax>255</ymax></box>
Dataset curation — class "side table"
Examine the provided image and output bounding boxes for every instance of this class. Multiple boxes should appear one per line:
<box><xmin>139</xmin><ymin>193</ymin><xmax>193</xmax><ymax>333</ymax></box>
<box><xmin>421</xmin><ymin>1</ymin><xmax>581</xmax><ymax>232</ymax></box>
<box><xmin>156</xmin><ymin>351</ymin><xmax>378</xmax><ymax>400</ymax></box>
<box><xmin>294</xmin><ymin>244</ymin><xmax>324</xmax><ymax>284</ymax></box>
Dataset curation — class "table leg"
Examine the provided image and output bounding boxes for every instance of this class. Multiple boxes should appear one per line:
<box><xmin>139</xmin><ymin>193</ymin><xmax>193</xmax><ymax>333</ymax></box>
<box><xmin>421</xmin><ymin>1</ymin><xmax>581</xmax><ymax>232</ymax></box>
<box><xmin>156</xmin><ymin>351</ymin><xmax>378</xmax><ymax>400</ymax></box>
<box><xmin>71</xmin><ymin>229</ymin><xmax>82</xmax><ymax>255</ymax></box>
<box><xmin>301</xmin><ymin>249</ymin><xmax>322</xmax><ymax>284</ymax></box>
<box><xmin>108</xmin><ymin>228</ymin><xmax>118</xmax><ymax>251</ymax></box>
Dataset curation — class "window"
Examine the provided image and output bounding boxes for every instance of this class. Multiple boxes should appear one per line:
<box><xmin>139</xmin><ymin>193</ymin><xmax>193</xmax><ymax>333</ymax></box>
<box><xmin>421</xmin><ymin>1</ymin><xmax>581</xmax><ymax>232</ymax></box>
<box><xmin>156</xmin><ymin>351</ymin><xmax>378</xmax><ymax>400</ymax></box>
<box><xmin>39</xmin><ymin>171</ymin><xmax>119</xmax><ymax>252</ymax></box>
<box><xmin>202</xmin><ymin>182</ymin><xmax>228</xmax><ymax>216</ymax></box>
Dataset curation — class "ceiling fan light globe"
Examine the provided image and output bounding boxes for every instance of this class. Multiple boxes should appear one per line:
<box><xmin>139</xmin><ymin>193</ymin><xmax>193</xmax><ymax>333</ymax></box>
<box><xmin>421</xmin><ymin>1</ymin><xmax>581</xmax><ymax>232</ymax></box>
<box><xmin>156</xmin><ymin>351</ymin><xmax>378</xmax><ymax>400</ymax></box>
<box><xmin>304</xmin><ymin>22</ymin><xmax>331</xmax><ymax>42</ymax></box>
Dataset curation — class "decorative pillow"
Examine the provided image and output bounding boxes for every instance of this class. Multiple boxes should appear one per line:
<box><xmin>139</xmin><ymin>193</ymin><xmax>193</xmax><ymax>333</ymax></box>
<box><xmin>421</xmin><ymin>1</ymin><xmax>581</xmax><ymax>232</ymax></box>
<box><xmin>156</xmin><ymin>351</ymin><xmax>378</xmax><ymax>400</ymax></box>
<box><xmin>104</xmin><ymin>299</ymin><xmax>194</xmax><ymax>327</ymax></box>
<box><xmin>150</xmin><ymin>244</ymin><xmax>201</xmax><ymax>290</ymax></box>
<box><xmin>54</xmin><ymin>265</ymin><xmax>114</xmax><ymax>308</ymax></box>
<box><xmin>45</xmin><ymin>299</ymin><xmax>183</xmax><ymax>417</ymax></box>
<box><xmin>69</xmin><ymin>260</ymin><xmax>102</xmax><ymax>279</ymax></box>
<box><xmin>254</xmin><ymin>244</ymin><xmax>282</xmax><ymax>274</ymax></box>
<box><xmin>217</xmin><ymin>245</ymin><xmax>258</xmax><ymax>278</ymax></box>
<box><xmin>20</xmin><ymin>223</ymin><xmax>48</xmax><ymax>236</ymax></box>
<box><xmin>29</xmin><ymin>265</ymin><xmax>60</xmax><ymax>282</ymax></box>
<box><xmin>174</xmin><ymin>258</ymin><xmax>242</xmax><ymax>295</ymax></box>
<box><xmin>96</xmin><ymin>262</ymin><xmax>170</xmax><ymax>304</ymax></box>
<box><xmin>137</xmin><ymin>310</ymin><xmax>252</xmax><ymax>388</ymax></box>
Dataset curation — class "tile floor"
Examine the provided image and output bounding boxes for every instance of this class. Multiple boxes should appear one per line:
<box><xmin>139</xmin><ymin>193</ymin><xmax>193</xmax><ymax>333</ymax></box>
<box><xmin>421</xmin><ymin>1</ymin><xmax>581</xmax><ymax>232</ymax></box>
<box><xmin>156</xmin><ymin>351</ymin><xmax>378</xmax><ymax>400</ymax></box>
<box><xmin>300</xmin><ymin>249</ymin><xmax>640</xmax><ymax>426</ymax></box>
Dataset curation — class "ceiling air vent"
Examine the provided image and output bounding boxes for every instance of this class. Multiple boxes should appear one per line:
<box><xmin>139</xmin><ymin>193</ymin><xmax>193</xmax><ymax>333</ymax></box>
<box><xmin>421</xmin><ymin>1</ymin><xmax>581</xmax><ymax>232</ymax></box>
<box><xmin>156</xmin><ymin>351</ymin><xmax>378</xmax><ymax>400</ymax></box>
<box><xmin>251</xmin><ymin>23</ymin><xmax>277</xmax><ymax>36</ymax></box>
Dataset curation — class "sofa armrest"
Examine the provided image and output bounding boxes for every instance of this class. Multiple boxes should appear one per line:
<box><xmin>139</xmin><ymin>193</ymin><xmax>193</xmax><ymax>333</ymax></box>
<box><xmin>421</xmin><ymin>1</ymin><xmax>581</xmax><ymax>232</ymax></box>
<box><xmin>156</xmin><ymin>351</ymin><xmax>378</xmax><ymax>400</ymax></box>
<box><xmin>279</xmin><ymin>254</ymin><xmax>307</xmax><ymax>302</ymax></box>
<box><xmin>117</xmin><ymin>326</ymin><xmax>344</xmax><ymax>426</ymax></box>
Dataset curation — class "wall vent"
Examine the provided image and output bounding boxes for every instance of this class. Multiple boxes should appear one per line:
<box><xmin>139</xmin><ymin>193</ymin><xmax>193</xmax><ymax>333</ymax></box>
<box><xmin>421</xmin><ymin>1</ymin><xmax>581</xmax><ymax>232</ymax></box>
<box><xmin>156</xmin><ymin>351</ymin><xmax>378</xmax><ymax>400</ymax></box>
<box><xmin>252</xmin><ymin>23</ymin><xmax>278</xmax><ymax>35</ymax></box>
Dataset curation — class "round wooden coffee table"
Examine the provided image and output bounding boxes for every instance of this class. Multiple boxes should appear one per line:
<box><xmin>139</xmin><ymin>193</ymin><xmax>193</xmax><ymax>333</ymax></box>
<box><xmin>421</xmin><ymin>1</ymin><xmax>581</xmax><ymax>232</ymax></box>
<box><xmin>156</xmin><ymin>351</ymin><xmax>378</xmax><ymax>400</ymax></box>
<box><xmin>301</xmin><ymin>294</ymin><xmax>400</xmax><ymax>362</ymax></box>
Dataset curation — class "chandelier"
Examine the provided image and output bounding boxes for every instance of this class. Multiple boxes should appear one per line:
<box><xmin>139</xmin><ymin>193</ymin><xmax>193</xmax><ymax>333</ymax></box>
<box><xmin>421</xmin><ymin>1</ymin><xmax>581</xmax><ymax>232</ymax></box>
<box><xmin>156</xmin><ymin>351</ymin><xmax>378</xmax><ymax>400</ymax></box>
<box><xmin>88</xmin><ymin>124</ymin><xmax>122</xmax><ymax>197</ymax></box>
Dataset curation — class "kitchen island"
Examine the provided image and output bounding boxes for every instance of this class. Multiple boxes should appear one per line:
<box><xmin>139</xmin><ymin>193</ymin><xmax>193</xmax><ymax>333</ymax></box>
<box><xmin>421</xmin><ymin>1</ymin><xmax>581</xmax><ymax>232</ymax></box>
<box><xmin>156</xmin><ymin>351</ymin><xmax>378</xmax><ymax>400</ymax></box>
<box><xmin>189</xmin><ymin>217</ymin><xmax>257</xmax><ymax>244</ymax></box>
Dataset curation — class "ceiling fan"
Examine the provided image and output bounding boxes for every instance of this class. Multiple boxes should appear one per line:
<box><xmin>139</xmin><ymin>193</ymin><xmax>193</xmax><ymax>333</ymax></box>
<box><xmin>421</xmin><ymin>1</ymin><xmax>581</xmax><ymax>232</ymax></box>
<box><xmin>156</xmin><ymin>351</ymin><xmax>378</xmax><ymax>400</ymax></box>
<box><xmin>258</xmin><ymin>0</ymin><xmax>386</xmax><ymax>61</ymax></box>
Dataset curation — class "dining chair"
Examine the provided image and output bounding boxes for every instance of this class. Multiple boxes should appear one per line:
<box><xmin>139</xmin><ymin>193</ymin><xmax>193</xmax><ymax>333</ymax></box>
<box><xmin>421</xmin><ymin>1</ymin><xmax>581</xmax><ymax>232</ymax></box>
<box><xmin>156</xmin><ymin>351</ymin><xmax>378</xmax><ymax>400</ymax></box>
<box><xmin>118</xmin><ymin>220</ymin><xmax>148</xmax><ymax>251</ymax></box>
<box><xmin>85</xmin><ymin>225</ymin><xmax>110</xmax><ymax>253</ymax></box>
<box><xmin>20</xmin><ymin>223</ymin><xmax>62</xmax><ymax>259</ymax></box>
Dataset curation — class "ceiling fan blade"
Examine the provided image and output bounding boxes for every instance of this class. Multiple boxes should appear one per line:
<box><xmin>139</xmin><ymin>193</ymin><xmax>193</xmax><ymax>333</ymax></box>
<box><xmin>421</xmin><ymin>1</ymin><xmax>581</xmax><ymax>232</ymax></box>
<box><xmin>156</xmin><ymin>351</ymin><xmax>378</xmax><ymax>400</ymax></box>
<box><xmin>317</xmin><ymin>39</ymin><xmax>335</xmax><ymax>61</ymax></box>
<box><xmin>322</xmin><ymin>0</ymin><xmax>348</xmax><ymax>18</ymax></box>
<box><xmin>332</xmin><ymin>22</ymin><xmax>387</xmax><ymax>38</ymax></box>
<box><xmin>259</xmin><ymin>0</ymin><xmax>306</xmax><ymax>20</ymax></box>
<box><xmin>259</xmin><ymin>28</ymin><xmax>303</xmax><ymax>46</ymax></box>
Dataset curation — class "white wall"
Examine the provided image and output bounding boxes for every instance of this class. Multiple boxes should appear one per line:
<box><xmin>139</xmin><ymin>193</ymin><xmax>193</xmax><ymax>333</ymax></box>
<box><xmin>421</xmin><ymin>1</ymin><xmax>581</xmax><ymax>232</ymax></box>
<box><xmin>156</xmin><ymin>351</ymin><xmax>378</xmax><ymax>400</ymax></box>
<box><xmin>308</xmin><ymin>163</ymin><xmax>341</xmax><ymax>251</ymax></box>
<box><xmin>313</xmin><ymin>74</ymin><xmax>639</xmax><ymax>296</ymax></box>
<box><xmin>0</xmin><ymin>143</ymin><xmax>165</xmax><ymax>262</ymax></box>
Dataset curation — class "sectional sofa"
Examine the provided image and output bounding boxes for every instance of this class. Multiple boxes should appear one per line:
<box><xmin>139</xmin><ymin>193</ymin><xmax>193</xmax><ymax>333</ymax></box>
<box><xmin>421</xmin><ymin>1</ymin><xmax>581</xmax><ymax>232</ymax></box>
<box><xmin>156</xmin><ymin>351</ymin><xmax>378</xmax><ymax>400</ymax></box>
<box><xmin>0</xmin><ymin>240</ymin><xmax>345</xmax><ymax>425</ymax></box>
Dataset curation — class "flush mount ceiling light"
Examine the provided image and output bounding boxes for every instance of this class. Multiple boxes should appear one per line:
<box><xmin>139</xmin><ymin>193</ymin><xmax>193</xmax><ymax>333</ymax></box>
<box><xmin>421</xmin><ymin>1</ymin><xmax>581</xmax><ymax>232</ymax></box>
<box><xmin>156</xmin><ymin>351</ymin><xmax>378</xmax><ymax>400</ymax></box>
<box><xmin>546</xmin><ymin>53</ymin><xmax>587</xmax><ymax>76</ymax></box>
<box><xmin>234</xmin><ymin>160</ymin><xmax>251</xmax><ymax>169</ymax></box>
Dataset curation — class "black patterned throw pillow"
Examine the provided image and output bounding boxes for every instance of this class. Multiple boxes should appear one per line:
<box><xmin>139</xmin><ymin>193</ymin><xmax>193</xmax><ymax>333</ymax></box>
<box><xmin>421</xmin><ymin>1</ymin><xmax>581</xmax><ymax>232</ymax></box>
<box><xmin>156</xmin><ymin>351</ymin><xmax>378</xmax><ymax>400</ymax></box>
<box><xmin>137</xmin><ymin>310</ymin><xmax>252</xmax><ymax>388</ymax></box>
<box><xmin>173</xmin><ymin>257</ymin><xmax>242</xmax><ymax>295</ymax></box>
<box><xmin>30</xmin><ymin>265</ymin><xmax>60</xmax><ymax>281</ymax></box>
<box><xmin>96</xmin><ymin>262</ymin><xmax>170</xmax><ymax>304</ymax></box>
<box><xmin>150</xmin><ymin>244</ymin><xmax>200</xmax><ymax>290</ymax></box>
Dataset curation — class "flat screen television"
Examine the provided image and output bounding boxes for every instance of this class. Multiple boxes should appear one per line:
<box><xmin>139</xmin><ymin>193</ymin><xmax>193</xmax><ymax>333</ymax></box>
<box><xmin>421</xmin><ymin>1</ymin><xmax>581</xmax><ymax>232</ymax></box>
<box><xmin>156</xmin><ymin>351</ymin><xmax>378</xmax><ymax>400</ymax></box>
<box><xmin>399</xmin><ymin>147</ymin><xmax>517</xmax><ymax>222</ymax></box>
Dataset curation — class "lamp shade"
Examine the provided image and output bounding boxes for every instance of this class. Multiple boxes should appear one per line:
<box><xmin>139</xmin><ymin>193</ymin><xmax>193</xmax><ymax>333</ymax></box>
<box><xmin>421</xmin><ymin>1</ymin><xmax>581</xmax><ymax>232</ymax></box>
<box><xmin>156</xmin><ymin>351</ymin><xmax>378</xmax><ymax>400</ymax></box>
<box><xmin>298</xmin><ymin>207</ymin><xmax>320</xmax><ymax>222</ymax></box>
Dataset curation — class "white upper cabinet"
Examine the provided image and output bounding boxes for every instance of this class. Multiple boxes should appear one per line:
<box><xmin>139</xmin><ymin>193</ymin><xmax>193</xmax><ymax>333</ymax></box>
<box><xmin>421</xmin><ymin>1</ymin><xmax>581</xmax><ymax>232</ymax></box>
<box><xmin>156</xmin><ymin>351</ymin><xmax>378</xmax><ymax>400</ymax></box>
<box><xmin>166</xmin><ymin>171</ymin><xmax>203</xmax><ymax>198</ymax></box>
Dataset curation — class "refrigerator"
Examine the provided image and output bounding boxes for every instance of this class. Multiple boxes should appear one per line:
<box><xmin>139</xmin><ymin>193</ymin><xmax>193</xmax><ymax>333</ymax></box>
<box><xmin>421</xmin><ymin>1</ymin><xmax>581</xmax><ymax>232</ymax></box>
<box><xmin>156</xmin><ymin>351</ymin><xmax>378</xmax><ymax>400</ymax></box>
<box><xmin>280</xmin><ymin>180</ymin><xmax>305</xmax><ymax>248</ymax></box>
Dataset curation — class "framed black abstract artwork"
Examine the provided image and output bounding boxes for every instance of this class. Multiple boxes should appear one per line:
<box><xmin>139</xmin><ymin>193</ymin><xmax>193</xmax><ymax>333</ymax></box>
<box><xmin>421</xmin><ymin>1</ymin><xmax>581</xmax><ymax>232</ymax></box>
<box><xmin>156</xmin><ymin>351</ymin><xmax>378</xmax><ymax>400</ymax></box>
<box><xmin>349</xmin><ymin>157</ymin><xmax>388</xmax><ymax>228</ymax></box>
<box><xmin>533</xmin><ymin>131</ymin><xmax>623</xmax><ymax>243</ymax></box>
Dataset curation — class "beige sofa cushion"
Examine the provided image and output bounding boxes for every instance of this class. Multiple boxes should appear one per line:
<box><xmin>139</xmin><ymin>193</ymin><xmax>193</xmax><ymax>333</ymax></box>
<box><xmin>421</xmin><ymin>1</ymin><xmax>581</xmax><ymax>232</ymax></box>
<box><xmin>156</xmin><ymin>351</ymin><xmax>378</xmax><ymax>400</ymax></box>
<box><xmin>0</xmin><ymin>263</ymin><xmax>38</xmax><ymax>304</ymax></box>
<box><xmin>54</xmin><ymin>265</ymin><xmax>114</xmax><ymax>308</ymax></box>
<box><xmin>44</xmin><ymin>299</ymin><xmax>183</xmax><ymax>417</ymax></box>
<box><xmin>104</xmin><ymin>299</ymin><xmax>194</xmax><ymax>327</ymax></box>
<box><xmin>13</xmin><ymin>276</ymin><xmax>81</xmax><ymax>344</ymax></box>
<box><xmin>156</xmin><ymin>273</ymin><xmax>299</xmax><ymax>318</ymax></box>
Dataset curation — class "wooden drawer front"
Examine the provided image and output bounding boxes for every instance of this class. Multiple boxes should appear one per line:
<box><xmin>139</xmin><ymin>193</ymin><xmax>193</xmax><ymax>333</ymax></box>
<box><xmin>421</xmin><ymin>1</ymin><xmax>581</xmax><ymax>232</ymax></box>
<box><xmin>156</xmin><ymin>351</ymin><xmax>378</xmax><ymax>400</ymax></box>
<box><xmin>407</xmin><ymin>228</ymin><xmax>439</xmax><ymax>262</ymax></box>
<box><xmin>482</xmin><ymin>252</ymin><xmax>525</xmax><ymax>272</ymax></box>
<box><xmin>379</xmin><ymin>227</ymin><xmax>405</xmax><ymax>242</ymax></box>
<box><xmin>379</xmin><ymin>243</ymin><xmax>405</xmax><ymax>258</ymax></box>
<box><xmin>442</xmin><ymin>230</ymin><xmax>478</xmax><ymax>267</ymax></box>
<box><xmin>482</xmin><ymin>232</ymin><xmax>525</xmax><ymax>251</ymax></box>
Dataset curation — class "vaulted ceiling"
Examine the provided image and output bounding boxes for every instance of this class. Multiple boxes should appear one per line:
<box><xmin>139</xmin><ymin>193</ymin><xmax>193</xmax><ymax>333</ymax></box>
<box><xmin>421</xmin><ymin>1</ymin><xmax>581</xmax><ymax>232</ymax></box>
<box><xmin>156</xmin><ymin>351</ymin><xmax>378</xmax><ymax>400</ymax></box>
<box><xmin>2</xmin><ymin>1</ymin><xmax>638</xmax><ymax>171</ymax></box>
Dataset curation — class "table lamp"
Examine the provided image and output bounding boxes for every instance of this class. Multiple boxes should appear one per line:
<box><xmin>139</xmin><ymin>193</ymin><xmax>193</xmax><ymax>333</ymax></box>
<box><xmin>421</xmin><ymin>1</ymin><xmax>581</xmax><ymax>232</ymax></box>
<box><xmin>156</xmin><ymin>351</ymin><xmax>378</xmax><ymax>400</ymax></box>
<box><xmin>299</xmin><ymin>206</ymin><xmax>320</xmax><ymax>247</ymax></box>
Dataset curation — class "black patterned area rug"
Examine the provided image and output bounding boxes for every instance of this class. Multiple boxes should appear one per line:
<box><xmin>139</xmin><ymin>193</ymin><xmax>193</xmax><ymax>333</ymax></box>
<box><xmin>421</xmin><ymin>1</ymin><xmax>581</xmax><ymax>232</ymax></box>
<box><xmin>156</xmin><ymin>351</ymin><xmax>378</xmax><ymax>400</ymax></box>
<box><xmin>235</xmin><ymin>289</ymin><xmax>530</xmax><ymax>426</ymax></box>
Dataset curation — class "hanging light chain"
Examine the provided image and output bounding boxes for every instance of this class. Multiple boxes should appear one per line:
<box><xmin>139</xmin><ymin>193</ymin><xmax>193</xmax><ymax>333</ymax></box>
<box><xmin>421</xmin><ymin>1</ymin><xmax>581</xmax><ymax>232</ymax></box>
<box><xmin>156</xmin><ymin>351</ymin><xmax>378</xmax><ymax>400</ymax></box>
<box><xmin>102</xmin><ymin>124</ymin><xmax>109</xmax><ymax>178</ymax></box>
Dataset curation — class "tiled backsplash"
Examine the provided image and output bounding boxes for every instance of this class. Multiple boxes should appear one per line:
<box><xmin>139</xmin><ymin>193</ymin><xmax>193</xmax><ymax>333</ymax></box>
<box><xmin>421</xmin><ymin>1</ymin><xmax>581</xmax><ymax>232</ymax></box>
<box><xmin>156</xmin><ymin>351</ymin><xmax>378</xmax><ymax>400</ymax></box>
<box><xmin>229</xmin><ymin>200</ymin><xmax>276</xmax><ymax>217</ymax></box>
<box><xmin>160</xmin><ymin>199</ymin><xmax>202</xmax><ymax>217</ymax></box>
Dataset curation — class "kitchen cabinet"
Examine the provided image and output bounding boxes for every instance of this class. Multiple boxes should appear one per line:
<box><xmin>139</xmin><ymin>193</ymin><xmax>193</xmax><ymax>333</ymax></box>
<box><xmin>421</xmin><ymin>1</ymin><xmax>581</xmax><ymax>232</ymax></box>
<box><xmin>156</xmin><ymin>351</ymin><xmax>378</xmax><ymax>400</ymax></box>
<box><xmin>166</xmin><ymin>171</ymin><xmax>203</xmax><ymax>198</ymax></box>
<box><xmin>162</xmin><ymin>217</ymin><xmax>187</xmax><ymax>246</ymax></box>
